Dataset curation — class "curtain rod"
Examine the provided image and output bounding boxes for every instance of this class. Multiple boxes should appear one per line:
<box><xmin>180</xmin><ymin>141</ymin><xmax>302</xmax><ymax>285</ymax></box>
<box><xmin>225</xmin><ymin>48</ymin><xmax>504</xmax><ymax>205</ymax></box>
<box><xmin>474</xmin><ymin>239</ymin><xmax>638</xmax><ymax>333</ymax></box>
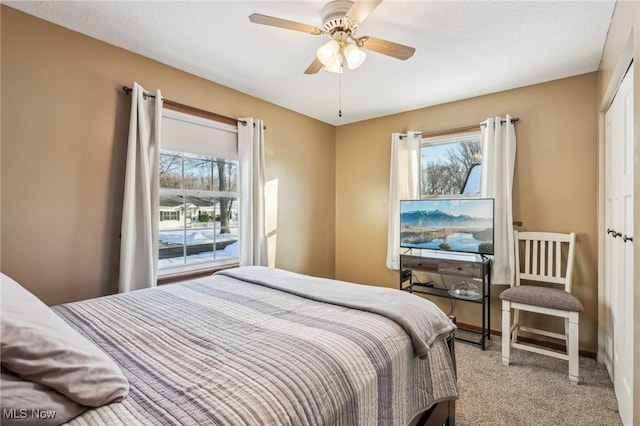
<box><xmin>122</xmin><ymin>86</ymin><xmax>247</xmax><ymax>127</ymax></box>
<box><xmin>400</xmin><ymin>117</ymin><xmax>519</xmax><ymax>139</ymax></box>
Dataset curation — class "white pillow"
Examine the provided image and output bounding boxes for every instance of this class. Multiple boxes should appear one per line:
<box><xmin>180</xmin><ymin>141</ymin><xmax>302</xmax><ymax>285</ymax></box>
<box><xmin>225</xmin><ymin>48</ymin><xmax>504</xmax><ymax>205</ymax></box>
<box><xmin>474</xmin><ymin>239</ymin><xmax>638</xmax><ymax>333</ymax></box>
<box><xmin>0</xmin><ymin>273</ymin><xmax>129</xmax><ymax>407</ymax></box>
<box><xmin>1</xmin><ymin>367</ymin><xmax>87</xmax><ymax>425</ymax></box>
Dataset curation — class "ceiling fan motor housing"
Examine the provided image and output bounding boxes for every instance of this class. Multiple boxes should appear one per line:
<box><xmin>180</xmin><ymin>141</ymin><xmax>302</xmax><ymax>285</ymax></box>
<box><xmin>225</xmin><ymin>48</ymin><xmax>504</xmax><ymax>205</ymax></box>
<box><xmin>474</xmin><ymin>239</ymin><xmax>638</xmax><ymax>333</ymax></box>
<box><xmin>321</xmin><ymin>0</ymin><xmax>357</xmax><ymax>35</ymax></box>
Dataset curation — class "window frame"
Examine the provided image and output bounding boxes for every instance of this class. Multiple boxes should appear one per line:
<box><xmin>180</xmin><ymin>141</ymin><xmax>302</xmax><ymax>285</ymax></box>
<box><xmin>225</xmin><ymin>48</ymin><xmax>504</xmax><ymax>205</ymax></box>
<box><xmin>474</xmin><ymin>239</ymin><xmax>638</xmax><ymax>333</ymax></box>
<box><xmin>158</xmin><ymin>109</ymin><xmax>240</xmax><ymax>278</ymax></box>
<box><xmin>419</xmin><ymin>129</ymin><xmax>483</xmax><ymax>199</ymax></box>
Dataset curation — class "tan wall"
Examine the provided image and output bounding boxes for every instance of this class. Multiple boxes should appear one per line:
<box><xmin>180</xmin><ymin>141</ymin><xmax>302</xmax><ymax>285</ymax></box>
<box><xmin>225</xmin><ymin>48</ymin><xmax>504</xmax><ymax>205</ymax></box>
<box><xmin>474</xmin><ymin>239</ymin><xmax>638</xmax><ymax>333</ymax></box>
<box><xmin>596</xmin><ymin>1</ymin><xmax>639</xmax><ymax>422</ymax></box>
<box><xmin>0</xmin><ymin>6</ymin><xmax>336</xmax><ymax>305</ymax></box>
<box><xmin>335</xmin><ymin>73</ymin><xmax>599</xmax><ymax>353</ymax></box>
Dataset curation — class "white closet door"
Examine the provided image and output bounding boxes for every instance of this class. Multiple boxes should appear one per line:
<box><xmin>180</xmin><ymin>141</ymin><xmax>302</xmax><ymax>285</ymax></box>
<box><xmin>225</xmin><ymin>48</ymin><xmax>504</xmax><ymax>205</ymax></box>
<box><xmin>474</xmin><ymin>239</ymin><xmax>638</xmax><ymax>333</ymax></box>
<box><xmin>604</xmin><ymin>63</ymin><xmax>634</xmax><ymax>426</ymax></box>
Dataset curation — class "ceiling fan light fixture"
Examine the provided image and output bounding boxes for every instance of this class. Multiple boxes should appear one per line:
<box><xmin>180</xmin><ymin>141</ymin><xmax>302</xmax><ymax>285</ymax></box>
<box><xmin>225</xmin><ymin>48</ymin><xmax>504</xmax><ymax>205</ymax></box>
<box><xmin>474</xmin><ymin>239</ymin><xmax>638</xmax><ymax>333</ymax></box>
<box><xmin>317</xmin><ymin>39</ymin><xmax>341</xmax><ymax>66</ymax></box>
<box><xmin>343</xmin><ymin>43</ymin><xmax>366</xmax><ymax>69</ymax></box>
<box><xmin>324</xmin><ymin>56</ymin><xmax>344</xmax><ymax>73</ymax></box>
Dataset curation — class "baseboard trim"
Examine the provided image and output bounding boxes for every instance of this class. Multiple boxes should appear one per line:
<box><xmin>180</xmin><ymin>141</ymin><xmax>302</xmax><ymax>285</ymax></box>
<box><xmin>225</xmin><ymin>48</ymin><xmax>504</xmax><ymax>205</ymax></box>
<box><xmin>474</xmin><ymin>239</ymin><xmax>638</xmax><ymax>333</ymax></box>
<box><xmin>455</xmin><ymin>321</ymin><xmax>597</xmax><ymax>359</ymax></box>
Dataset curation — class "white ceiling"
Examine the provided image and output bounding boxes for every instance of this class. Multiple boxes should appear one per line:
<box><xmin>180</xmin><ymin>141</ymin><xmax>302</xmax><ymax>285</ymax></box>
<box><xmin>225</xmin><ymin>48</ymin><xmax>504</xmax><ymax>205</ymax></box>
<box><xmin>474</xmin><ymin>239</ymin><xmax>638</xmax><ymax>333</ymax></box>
<box><xmin>6</xmin><ymin>1</ymin><xmax>615</xmax><ymax>126</ymax></box>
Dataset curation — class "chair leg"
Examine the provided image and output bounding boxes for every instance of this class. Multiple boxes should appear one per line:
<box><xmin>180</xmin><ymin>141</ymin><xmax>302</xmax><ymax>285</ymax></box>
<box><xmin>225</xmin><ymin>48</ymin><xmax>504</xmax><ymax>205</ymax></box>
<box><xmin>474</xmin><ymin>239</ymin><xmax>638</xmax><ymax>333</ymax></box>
<box><xmin>502</xmin><ymin>300</ymin><xmax>511</xmax><ymax>365</ymax></box>
<box><xmin>512</xmin><ymin>309</ymin><xmax>520</xmax><ymax>343</ymax></box>
<box><xmin>568</xmin><ymin>312</ymin><xmax>579</xmax><ymax>383</ymax></box>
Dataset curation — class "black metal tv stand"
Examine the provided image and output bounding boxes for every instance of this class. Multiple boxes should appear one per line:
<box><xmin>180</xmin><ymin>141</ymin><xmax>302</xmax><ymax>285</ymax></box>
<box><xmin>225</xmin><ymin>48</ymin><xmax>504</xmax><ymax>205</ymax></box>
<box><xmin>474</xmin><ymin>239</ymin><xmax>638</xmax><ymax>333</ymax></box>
<box><xmin>399</xmin><ymin>251</ymin><xmax>491</xmax><ymax>349</ymax></box>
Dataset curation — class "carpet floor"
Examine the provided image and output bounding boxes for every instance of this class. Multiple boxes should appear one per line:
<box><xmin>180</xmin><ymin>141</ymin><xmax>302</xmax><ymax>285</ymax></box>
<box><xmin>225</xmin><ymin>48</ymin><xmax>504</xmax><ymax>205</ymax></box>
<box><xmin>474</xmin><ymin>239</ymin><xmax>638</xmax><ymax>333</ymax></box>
<box><xmin>454</xmin><ymin>338</ymin><xmax>622</xmax><ymax>425</ymax></box>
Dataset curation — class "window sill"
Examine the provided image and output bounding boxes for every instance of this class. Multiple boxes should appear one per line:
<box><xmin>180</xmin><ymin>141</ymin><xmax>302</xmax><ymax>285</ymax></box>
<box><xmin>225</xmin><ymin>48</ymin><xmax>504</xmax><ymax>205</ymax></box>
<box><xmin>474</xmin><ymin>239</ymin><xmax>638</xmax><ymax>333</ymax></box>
<box><xmin>157</xmin><ymin>261</ymin><xmax>239</xmax><ymax>285</ymax></box>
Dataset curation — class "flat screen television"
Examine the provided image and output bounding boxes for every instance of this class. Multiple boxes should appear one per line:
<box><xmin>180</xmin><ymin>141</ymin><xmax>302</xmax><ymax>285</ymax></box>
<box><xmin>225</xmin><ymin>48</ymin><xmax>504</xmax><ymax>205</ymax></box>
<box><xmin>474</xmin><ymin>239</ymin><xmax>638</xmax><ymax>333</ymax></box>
<box><xmin>400</xmin><ymin>198</ymin><xmax>494</xmax><ymax>255</ymax></box>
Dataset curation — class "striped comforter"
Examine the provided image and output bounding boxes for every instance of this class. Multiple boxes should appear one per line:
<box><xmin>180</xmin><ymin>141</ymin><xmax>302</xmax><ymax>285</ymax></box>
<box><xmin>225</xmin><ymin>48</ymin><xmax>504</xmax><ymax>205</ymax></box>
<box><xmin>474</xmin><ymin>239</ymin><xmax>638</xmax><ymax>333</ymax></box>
<box><xmin>53</xmin><ymin>267</ymin><xmax>458</xmax><ymax>425</ymax></box>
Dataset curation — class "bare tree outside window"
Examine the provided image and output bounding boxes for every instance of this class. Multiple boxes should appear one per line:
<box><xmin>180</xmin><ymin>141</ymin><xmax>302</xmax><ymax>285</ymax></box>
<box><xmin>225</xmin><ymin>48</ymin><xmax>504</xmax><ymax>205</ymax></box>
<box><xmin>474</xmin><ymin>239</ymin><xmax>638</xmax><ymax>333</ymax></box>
<box><xmin>216</xmin><ymin>159</ymin><xmax>237</xmax><ymax>234</ymax></box>
<box><xmin>158</xmin><ymin>150</ymin><xmax>238</xmax><ymax>270</ymax></box>
<box><xmin>159</xmin><ymin>152</ymin><xmax>181</xmax><ymax>188</ymax></box>
<box><xmin>421</xmin><ymin>140</ymin><xmax>481</xmax><ymax>197</ymax></box>
<box><xmin>159</xmin><ymin>153</ymin><xmax>237</xmax><ymax>231</ymax></box>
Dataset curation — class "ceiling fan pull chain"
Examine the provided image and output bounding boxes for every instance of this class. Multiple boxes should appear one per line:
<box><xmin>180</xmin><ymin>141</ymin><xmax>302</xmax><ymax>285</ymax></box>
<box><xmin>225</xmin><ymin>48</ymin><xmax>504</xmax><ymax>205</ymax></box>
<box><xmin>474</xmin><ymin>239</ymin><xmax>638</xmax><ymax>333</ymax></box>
<box><xmin>338</xmin><ymin>67</ymin><xmax>343</xmax><ymax>117</ymax></box>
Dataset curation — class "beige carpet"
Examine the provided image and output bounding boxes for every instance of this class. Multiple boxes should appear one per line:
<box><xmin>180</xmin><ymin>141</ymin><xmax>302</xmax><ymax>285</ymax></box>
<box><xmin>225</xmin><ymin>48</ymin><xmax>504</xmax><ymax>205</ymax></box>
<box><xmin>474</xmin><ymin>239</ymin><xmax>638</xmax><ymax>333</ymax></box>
<box><xmin>454</xmin><ymin>339</ymin><xmax>621</xmax><ymax>425</ymax></box>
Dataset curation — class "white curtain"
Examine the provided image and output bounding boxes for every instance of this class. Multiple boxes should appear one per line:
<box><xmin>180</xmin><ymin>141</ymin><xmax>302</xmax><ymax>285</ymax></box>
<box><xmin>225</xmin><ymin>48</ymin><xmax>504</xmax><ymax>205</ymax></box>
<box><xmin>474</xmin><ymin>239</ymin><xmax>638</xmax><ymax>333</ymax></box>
<box><xmin>119</xmin><ymin>82</ymin><xmax>162</xmax><ymax>292</ymax></box>
<box><xmin>386</xmin><ymin>131</ymin><xmax>421</xmax><ymax>270</ymax></box>
<box><xmin>238</xmin><ymin>118</ymin><xmax>268</xmax><ymax>266</ymax></box>
<box><xmin>481</xmin><ymin>115</ymin><xmax>517</xmax><ymax>285</ymax></box>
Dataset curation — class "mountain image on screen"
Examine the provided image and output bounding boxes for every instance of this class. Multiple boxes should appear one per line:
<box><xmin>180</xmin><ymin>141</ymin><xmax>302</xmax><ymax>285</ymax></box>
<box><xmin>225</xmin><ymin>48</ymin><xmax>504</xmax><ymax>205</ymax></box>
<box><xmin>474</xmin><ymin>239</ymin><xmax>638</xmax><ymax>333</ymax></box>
<box><xmin>400</xmin><ymin>199</ymin><xmax>494</xmax><ymax>255</ymax></box>
<box><xmin>401</xmin><ymin>209</ymin><xmax>492</xmax><ymax>228</ymax></box>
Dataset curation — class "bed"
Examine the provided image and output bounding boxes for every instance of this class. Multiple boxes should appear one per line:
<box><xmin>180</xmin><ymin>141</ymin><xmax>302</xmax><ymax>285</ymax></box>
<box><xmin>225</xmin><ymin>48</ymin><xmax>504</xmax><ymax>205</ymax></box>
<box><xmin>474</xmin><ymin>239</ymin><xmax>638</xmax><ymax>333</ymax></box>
<box><xmin>1</xmin><ymin>266</ymin><xmax>458</xmax><ymax>425</ymax></box>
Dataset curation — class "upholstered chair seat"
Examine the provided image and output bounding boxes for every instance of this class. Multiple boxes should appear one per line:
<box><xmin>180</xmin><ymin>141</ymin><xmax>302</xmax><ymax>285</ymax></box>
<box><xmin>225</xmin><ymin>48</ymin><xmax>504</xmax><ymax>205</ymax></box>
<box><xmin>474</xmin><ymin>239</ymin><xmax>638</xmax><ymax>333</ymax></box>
<box><xmin>500</xmin><ymin>285</ymin><xmax>583</xmax><ymax>312</ymax></box>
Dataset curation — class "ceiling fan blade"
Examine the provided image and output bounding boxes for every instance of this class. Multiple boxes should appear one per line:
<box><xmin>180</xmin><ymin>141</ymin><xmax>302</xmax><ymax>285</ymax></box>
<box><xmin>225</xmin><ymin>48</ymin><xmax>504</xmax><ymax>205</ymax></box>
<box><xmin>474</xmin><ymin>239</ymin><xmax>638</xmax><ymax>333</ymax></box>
<box><xmin>346</xmin><ymin>1</ymin><xmax>383</xmax><ymax>24</ymax></box>
<box><xmin>249</xmin><ymin>14</ymin><xmax>323</xmax><ymax>35</ymax></box>
<box><xmin>304</xmin><ymin>58</ymin><xmax>324</xmax><ymax>75</ymax></box>
<box><xmin>360</xmin><ymin>36</ymin><xmax>415</xmax><ymax>60</ymax></box>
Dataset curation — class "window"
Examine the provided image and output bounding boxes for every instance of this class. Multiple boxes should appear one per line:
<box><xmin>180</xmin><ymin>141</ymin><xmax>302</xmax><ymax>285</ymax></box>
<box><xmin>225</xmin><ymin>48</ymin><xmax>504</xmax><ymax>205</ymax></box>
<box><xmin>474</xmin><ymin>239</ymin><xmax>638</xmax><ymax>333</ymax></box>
<box><xmin>160</xmin><ymin>211</ymin><xmax>180</xmax><ymax>221</ymax></box>
<box><xmin>159</xmin><ymin>109</ymin><xmax>239</xmax><ymax>275</ymax></box>
<box><xmin>420</xmin><ymin>130</ymin><xmax>482</xmax><ymax>198</ymax></box>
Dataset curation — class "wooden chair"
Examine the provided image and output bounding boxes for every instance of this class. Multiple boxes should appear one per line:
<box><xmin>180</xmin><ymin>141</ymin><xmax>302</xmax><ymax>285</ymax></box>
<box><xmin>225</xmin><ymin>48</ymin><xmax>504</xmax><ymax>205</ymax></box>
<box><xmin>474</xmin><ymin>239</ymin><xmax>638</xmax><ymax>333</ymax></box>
<box><xmin>500</xmin><ymin>231</ymin><xmax>582</xmax><ymax>382</ymax></box>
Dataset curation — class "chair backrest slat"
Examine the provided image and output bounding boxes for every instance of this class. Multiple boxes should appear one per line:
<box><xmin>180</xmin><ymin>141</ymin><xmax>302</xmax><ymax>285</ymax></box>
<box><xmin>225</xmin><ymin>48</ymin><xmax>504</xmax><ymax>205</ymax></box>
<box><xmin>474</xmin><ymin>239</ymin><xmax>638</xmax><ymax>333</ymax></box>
<box><xmin>524</xmin><ymin>239</ymin><xmax>531</xmax><ymax>276</ymax></box>
<box><xmin>548</xmin><ymin>241</ymin><xmax>554</xmax><ymax>277</ymax></box>
<box><xmin>513</xmin><ymin>231</ymin><xmax>576</xmax><ymax>292</ymax></box>
<box><xmin>555</xmin><ymin>241</ymin><xmax>561</xmax><ymax>278</ymax></box>
<box><xmin>539</xmin><ymin>241</ymin><xmax>552</xmax><ymax>275</ymax></box>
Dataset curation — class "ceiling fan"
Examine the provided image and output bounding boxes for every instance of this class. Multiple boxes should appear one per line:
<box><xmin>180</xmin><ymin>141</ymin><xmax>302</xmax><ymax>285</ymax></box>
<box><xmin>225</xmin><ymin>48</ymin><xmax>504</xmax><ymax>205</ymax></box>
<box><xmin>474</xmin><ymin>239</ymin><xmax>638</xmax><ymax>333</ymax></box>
<box><xmin>249</xmin><ymin>0</ymin><xmax>416</xmax><ymax>74</ymax></box>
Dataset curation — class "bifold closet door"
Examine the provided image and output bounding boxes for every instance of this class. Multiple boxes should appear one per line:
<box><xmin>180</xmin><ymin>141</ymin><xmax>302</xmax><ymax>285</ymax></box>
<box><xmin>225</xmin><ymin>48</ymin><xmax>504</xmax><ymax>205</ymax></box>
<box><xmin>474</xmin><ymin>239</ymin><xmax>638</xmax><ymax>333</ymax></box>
<box><xmin>603</xmin><ymin>63</ymin><xmax>634</xmax><ymax>426</ymax></box>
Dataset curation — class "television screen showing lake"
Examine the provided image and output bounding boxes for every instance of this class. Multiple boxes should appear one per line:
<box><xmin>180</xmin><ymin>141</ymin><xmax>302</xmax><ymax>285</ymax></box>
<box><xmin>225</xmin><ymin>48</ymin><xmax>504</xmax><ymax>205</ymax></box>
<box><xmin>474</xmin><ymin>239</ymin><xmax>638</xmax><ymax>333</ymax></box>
<box><xmin>400</xmin><ymin>198</ymin><xmax>494</xmax><ymax>255</ymax></box>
